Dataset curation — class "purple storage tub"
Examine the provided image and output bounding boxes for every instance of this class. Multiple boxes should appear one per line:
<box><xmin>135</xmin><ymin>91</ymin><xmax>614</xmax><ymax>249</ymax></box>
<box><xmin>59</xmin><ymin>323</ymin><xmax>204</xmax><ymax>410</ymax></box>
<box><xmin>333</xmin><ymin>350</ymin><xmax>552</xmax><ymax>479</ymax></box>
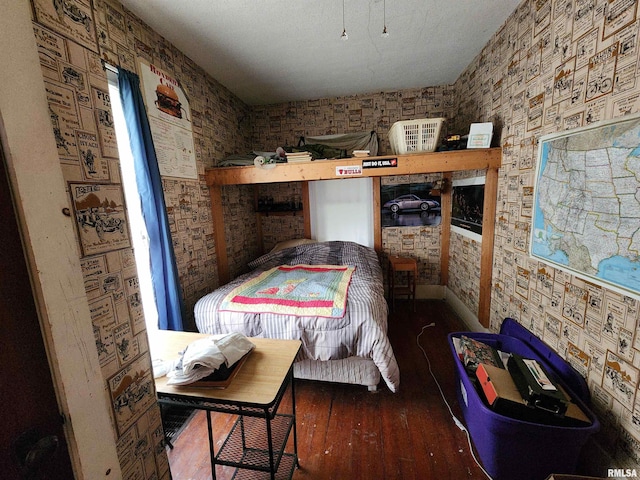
<box><xmin>448</xmin><ymin>318</ymin><xmax>600</xmax><ymax>480</ymax></box>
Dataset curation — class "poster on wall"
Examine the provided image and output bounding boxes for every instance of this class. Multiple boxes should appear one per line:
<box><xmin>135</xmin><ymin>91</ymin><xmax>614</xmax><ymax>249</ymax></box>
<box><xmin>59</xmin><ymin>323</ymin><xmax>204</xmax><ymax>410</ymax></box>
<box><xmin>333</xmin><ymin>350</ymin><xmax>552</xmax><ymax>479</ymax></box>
<box><xmin>530</xmin><ymin>113</ymin><xmax>640</xmax><ymax>297</ymax></box>
<box><xmin>451</xmin><ymin>177</ymin><xmax>485</xmax><ymax>241</ymax></box>
<box><xmin>70</xmin><ymin>183</ymin><xmax>131</xmax><ymax>256</ymax></box>
<box><xmin>380</xmin><ymin>182</ymin><xmax>441</xmax><ymax>227</ymax></box>
<box><xmin>138</xmin><ymin>59</ymin><xmax>197</xmax><ymax>179</ymax></box>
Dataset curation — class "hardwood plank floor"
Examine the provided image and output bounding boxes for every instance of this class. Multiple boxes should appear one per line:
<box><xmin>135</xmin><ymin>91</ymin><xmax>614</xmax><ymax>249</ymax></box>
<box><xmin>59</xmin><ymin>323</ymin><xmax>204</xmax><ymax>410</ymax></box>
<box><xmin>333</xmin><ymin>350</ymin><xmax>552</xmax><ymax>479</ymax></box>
<box><xmin>166</xmin><ymin>300</ymin><xmax>488</xmax><ymax>479</ymax></box>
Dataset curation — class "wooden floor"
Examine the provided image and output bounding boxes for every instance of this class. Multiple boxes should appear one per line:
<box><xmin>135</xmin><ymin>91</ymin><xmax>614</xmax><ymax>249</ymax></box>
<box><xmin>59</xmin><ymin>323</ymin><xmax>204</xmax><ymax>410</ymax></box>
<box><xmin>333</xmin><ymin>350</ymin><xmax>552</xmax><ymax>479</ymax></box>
<box><xmin>165</xmin><ymin>300</ymin><xmax>489</xmax><ymax>479</ymax></box>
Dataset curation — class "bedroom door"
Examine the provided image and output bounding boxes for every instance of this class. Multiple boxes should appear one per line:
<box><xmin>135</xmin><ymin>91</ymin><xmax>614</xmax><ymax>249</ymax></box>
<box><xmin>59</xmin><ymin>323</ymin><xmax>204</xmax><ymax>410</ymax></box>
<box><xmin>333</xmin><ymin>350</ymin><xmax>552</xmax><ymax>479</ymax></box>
<box><xmin>0</xmin><ymin>147</ymin><xmax>74</xmax><ymax>478</ymax></box>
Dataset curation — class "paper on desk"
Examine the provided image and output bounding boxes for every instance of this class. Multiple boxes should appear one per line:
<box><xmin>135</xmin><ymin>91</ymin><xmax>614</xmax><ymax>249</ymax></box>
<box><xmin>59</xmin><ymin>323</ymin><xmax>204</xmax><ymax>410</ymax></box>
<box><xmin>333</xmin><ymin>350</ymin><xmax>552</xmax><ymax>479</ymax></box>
<box><xmin>166</xmin><ymin>332</ymin><xmax>255</xmax><ymax>385</ymax></box>
<box><xmin>152</xmin><ymin>358</ymin><xmax>174</xmax><ymax>378</ymax></box>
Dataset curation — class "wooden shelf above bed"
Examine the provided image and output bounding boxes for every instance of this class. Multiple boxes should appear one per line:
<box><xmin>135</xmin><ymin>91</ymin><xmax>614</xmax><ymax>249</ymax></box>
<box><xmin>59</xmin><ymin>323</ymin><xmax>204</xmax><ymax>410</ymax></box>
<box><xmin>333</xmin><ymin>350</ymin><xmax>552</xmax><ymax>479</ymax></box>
<box><xmin>206</xmin><ymin>147</ymin><xmax>502</xmax><ymax>328</ymax></box>
<box><xmin>205</xmin><ymin>148</ymin><xmax>502</xmax><ymax>186</ymax></box>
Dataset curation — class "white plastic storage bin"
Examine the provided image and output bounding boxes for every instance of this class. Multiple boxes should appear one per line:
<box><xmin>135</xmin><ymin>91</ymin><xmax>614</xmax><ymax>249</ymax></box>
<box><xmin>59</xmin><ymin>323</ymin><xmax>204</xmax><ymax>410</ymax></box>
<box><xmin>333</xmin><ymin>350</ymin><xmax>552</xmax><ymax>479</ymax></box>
<box><xmin>388</xmin><ymin>118</ymin><xmax>445</xmax><ymax>154</ymax></box>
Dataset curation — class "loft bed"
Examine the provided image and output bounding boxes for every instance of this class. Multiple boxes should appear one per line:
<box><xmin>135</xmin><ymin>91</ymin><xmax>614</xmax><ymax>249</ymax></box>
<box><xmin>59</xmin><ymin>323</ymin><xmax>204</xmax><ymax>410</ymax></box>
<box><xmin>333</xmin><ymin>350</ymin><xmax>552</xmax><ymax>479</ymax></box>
<box><xmin>206</xmin><ymin>148</ymin><xmax>501</xmax><ymax>186</ymax></box>
<box><xmin>214</xmin><ymin>131</ymin><xmax>380</xmax><ymax>167</ymax></box>
<box><xmin>199</xmin><ymin>148</ymin><xmax>502</xmax><ymax>390</ymax></box>
<box><xmin>205</xmin><ymin>148</ymin><xmax>502</xmax><ymax>287</ymax></box>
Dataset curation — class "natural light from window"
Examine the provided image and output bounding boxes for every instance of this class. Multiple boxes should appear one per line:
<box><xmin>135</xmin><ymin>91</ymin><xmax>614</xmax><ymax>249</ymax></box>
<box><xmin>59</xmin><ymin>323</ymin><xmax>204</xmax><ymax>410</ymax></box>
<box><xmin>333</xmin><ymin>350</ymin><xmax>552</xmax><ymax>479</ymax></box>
<box><xmin>107</xmin><ymin>70</ymin><xmax>159</xmax><ymax>332</ymax></box>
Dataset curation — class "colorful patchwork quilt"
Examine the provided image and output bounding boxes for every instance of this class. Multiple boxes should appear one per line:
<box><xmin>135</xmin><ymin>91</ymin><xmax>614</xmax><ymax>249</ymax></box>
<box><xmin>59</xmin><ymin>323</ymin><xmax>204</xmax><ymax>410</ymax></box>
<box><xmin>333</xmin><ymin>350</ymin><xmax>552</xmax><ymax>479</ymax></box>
<box><xmin>220</xmin><ymin>264</ymin><xmax>355</xmax><ymax>318</ymax></box>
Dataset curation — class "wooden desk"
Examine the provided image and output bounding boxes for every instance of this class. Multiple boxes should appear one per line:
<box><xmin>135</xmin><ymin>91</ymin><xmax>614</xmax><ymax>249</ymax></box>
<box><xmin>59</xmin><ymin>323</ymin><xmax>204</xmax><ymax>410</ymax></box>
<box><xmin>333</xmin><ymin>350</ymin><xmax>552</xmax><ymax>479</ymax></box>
<box><xmin>152</xmin><ymin>331</ymin><xmax>301</xmax><ymax>479</ymax></box>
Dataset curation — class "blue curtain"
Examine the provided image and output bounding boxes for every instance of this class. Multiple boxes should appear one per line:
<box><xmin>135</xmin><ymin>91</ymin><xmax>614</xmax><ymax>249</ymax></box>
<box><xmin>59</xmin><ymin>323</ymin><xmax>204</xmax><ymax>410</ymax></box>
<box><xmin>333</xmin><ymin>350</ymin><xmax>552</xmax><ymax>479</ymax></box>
<box><xmin>118</xmin><ymin>68</ymin><xmax>184</xmax><ymax>331</ymax></box>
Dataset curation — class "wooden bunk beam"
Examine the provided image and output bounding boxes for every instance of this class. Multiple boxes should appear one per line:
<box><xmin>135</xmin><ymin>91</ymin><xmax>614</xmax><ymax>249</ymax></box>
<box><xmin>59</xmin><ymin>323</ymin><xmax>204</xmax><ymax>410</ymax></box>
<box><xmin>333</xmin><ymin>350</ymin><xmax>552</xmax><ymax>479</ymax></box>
<box><xmin>478</xmin><ymin>166</ymin><xmax>499</xmax><ymax>327</ymax></box>
<box><xmin>206</xmin><ymin>148</ymin><xmax>502</xmax><ymax>327</ymax></box>
<box><xmin>208</xmin><ymin>184</ymin><xmax>229</xmax><ymax>285</ymax></box>
<box><xmin>205</xmin><ymin>148</ymin><xmax>502</xmax><ymax>186</ymax></box>
<box><xmin>440</xmin><ymin>172</ymin><xmax>453</xmax><ymax>287</ymax></box>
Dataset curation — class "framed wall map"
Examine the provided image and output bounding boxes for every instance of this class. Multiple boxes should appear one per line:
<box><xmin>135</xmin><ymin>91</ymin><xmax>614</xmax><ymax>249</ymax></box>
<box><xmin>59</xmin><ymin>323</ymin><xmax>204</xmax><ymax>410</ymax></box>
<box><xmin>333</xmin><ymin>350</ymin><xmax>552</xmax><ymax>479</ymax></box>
<box><xmin>530</xmin><ymin>113</ymin><xmax>640</xmax><ymax>296</ymax></box>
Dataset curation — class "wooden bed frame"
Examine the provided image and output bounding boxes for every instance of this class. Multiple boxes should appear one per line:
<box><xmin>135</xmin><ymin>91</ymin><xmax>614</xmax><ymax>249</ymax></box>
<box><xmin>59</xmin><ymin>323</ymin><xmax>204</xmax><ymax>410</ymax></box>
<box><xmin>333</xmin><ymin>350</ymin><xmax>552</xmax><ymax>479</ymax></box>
<box><xmin>205</xmin><ymin>148</ymin><xmax>502</xmax><ymax>327</ymax></box>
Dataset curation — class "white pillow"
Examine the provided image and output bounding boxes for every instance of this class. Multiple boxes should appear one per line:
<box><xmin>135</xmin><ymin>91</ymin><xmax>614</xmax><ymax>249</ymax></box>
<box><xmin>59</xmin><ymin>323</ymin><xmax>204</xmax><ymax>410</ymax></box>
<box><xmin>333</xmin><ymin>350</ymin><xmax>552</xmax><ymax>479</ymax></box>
<box><xmin>270</xmin><ymin>238</ymin><xmax>316</xmax><ymax>253</ymax></box>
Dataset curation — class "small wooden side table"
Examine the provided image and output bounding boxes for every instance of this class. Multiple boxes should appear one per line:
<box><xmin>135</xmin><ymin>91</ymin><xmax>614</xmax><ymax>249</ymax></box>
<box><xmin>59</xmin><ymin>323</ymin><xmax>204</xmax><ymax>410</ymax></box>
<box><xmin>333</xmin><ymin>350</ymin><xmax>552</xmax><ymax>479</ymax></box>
<box><xmin>152</xmin><ymin>331</ymin><xmax>301</xmax><ymax>480</ymax></box>
<box><xmin>388</xmin><ymin>255</ymin><xmax>417</xmax><ymax>312</ymax></box>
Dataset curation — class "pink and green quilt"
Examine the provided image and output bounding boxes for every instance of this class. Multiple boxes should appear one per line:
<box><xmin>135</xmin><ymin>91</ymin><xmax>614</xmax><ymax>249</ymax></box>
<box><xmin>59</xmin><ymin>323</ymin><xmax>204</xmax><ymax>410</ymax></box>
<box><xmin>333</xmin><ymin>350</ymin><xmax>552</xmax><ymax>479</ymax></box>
<box><xmin>219</xmin><ymin>264</ymin><xmax>355</xmax><ymax>318</ymax></box>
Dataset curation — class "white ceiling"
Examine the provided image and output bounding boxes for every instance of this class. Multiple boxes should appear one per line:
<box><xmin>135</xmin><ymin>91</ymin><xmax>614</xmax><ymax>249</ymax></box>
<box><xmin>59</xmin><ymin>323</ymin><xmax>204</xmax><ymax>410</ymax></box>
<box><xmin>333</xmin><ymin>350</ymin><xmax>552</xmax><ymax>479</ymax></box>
<box><xmin>120</xmin><ymin>0</ymin><xmax>521</xmax><ymax>106</ymax></box>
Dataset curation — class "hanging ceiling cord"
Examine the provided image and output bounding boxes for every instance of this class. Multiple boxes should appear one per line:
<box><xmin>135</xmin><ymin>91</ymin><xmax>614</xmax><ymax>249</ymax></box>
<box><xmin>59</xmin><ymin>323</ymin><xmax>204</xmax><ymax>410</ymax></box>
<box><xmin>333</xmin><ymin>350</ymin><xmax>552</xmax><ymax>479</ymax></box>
<box><xmin>382</xmin><ymin>0</ymin><xmax>388</xmax><ymax>37</ymax></box>
<box><xmin>416</xmin><ymin>322</ymin><xmax>494</xmax><ymax>480</ymax></box>
<box><xmin>341</xmin><ymin>0</ymin><xmax>348</xmax><ymax>39</ymax></box>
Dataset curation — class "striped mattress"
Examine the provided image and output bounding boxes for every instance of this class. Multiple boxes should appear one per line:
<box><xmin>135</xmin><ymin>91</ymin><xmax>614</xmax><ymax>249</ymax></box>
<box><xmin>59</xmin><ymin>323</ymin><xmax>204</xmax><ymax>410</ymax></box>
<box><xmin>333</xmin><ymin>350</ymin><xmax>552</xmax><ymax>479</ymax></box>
<box><xmin>194</xmin><ymin>241</ymin><xmax>400</xmax><ymax>392</ymax></box>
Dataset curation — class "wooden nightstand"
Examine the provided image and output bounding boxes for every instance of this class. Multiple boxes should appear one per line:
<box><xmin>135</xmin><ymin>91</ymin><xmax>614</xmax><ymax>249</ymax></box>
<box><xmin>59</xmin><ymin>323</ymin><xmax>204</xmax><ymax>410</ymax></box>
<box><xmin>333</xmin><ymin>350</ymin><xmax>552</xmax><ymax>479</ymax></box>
<box><xmin>388</xmin><ymin>255</ymin><xmax>417</xmax><ymax>312</ymax></box>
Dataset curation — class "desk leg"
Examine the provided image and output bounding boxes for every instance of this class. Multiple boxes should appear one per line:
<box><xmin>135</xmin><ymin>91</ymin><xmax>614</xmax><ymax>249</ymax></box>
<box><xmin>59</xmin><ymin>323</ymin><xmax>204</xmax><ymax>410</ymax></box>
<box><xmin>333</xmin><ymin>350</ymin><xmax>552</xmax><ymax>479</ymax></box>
<box><xmin>206</xmin><ymin>411</ymin><xmax>217</xmax><ymax>480</ymax></box>
<box><xmin>265</xmin><ymin>415</ymin><xmax>275</xmax><ymax>480</ymax></box>
<box><xmin>290</xmin><ymin>372</ymin><xmax>299</xmax><ymax>468</ymax></box>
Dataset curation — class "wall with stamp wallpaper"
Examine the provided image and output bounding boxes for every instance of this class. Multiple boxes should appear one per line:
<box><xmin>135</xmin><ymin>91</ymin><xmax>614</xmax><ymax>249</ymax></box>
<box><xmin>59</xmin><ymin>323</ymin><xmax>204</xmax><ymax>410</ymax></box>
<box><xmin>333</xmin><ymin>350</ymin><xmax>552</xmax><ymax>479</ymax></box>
<box><xmin>380</xmin><ymin>173</ymin><xmax>444</xmax><ymax>286</ymax></box>
<box><xmin>448</xmin><ymin>235</ymin><xmax>483</xmax><ymax>314</ymax></box>
<box><xmin>28</xmin><ymin>0</ymin><xmax>254</xmax><ymax>477</ymax></box>
<box><xmin>220</xmin><ymin>184</ymin><xmax>260</xmax><ymax>278</ymax></box>
<box><xmin>250</xmin><ymin>87</ymin><xmax>455</xmax><ymax>155</ymax></box>
<box><xmin>256</xmin><ymin>182</ymin><xmax>306</xmax><ymax>253</ymax></box>
<box><xmin>250</xmin><ymin>89</ymin><xmax>457</xmax><ymax>294</ymax></box>
<box><xmin>451</xmin><ymin>0</ymin><xmax>640</xmax><ymax>469</ymax></box>
<box><xmin>24</xmin><ymin>0</ymin><xmax>640</xmax><ymax>474</ymax></box>
<box><xmin>249</xmin><ymin>0</ymin><xmax>640</xmax><ymax>469</ymax></box>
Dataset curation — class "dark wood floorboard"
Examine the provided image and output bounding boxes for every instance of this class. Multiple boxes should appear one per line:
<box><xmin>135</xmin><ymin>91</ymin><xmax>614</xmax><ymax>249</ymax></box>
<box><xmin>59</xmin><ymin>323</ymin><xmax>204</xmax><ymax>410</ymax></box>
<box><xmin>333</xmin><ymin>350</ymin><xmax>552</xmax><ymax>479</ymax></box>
<box><xmin>166</xmin><ymin>300</ymin><xmax>487</xmax><ymax>479</ymax></box>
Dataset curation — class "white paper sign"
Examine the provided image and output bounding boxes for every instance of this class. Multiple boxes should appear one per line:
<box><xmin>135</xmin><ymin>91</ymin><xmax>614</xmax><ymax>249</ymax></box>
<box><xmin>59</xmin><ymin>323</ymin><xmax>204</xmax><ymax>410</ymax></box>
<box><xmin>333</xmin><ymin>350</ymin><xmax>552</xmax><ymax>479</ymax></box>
<box><xmin>467</xmin><ymin>122</ymin><xmax>494</xmax><ymax>149</ymax></box>
<box><xmin>335</xmin><ymin>165</ymin><xmax>363</xmax><ymax>176</ymax></box>
<box><xmin>138</xmin><ymin>59</ymin><xmax>197</xmax><ymax>179</ymax></box>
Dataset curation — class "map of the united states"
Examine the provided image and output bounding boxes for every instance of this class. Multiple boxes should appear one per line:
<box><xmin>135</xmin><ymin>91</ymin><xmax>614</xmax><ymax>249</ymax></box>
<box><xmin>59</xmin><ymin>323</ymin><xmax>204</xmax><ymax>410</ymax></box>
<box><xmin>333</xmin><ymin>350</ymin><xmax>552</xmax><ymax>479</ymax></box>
<box><xmin>532</xmin><ymin>117</ymin><xmax>640</xmax><ymax>293</ymax></box>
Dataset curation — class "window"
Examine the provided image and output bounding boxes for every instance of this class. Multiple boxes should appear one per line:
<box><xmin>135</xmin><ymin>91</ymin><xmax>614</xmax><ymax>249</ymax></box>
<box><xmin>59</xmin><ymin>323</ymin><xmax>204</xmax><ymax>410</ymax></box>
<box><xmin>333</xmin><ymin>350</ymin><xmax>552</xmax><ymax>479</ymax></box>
<box><xmin>107</xmin><ymin>70</ymin><xmax>159</xmax><ymax>331</ymax></box>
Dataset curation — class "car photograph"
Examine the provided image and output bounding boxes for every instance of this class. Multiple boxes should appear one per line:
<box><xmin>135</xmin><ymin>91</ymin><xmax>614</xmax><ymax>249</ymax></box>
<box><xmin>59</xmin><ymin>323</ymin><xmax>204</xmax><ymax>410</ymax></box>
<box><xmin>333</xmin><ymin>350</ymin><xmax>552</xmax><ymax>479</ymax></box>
<box><xmin>383</xmin><ymin>194</ymin><xmax>440</xmax><ymax>213</ymax></box>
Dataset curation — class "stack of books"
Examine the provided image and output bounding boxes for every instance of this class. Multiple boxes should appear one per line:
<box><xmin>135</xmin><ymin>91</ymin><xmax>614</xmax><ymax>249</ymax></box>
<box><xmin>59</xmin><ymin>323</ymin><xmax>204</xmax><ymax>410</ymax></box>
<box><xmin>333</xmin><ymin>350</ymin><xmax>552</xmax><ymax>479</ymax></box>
<box><xmin>285</xmin><ymin>151</ymin><xmax>312</xmax><ymax>163</ymax></box>
<box><xmin>352</xmin><ymin>150</ymin><xmax>370</xmax><ymax>157</ymax></box>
